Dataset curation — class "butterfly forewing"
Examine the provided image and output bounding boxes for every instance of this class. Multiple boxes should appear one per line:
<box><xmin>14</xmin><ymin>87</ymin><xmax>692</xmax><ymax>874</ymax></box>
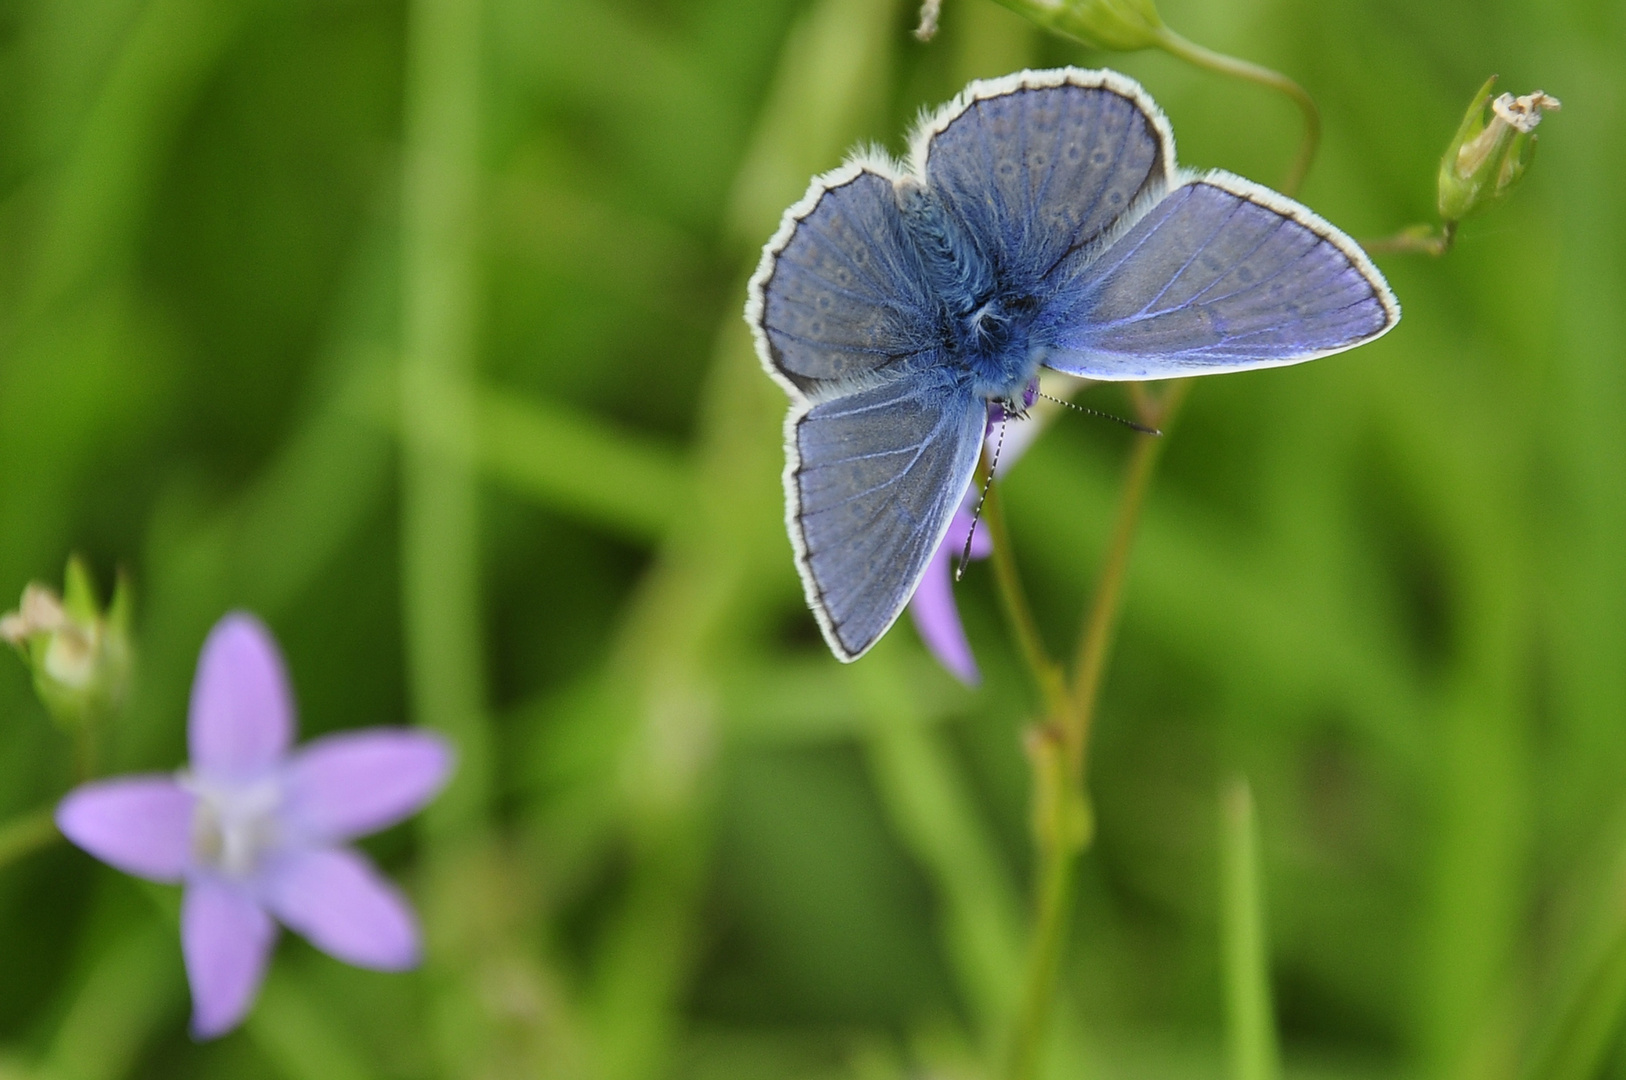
<box><xmin>751</xmin><ymin>166</ymin><xmax>938</xmax><ymax>396</ymax></box>
<box><xmin>1036</xmin><ymin>174</ymin><xmax>1399</xmax><ymax>379</ymax></box>
<box><xmin>917</xmin><ymin>71</ymin><xmax>1175</xmax><ymax>286</ymax></box>
<box><xmin>791</xmin><ymin>376</ymin><xmax>986</xmax><ymax>660</ymax></box>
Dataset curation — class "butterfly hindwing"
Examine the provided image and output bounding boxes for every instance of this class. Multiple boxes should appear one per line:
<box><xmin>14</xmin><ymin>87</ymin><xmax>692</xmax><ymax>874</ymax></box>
<box><xmin>790</xmin><ymin>375</ymin><xmax>987</xmax><ymax>661</ymax></box>
<box><xmin>1035</xmin><ymin>172</ymin><xmax>1399</xmax><ymax>379</ymax></box>
<box><xmin>914</xmin><ymin>70</ymin><xmax>1176</xmax><ymax>288</ymax></box>
<box><xmin>749</xmin><ymin>164</ymin><xmax>939</xmax><ymax>397</ymax></box>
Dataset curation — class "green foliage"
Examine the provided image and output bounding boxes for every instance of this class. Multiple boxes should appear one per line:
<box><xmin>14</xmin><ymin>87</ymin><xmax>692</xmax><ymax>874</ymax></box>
<box><xmin>0</xmin><ymin>0</ymin><xmax>1620</xmax><ymax>1078</ymax></box>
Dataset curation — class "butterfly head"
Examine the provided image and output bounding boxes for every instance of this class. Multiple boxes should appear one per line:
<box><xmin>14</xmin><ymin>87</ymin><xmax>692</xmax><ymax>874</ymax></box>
<box><xmin>956</xmin><ymin>290</ymin><xmax>1047</xmax><ymax>407</ymax></box>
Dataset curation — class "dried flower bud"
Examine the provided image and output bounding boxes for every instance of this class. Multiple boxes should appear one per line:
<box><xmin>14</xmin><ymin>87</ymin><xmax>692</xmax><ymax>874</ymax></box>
<box><xmin>2</xmin><ymin>557</ymin><xmax>132</xmax><ymax>730</ymax></box>
<box><xmin>1438</xmin><ymin>76</ymin><xmax>1560</xmax><ymax>224</ymax></box>
<box><xmin>914</xmin><ymin>0</ymin><xmax>942</xmax><ymax>42</ymax></box>
<box><xmin>992</xmin><ymin>0</ymin><xmax>1164</xmax><ymax>52</ymax></box>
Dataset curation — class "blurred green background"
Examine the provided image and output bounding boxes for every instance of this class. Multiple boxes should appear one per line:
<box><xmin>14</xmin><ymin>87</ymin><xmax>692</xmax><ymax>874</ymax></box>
<box><xmin>0</xmin><ymin>0</ymin><xmax>1622</xmax><ymax>1077</ymax></box>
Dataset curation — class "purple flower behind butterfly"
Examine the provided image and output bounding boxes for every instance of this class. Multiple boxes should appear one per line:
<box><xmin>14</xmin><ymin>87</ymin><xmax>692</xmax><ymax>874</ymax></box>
<box><xmin>909</xmin><ymin>503</ymin><xmax>994</xmax><ymax>684</ymax></box>
<box><xmin>56</xmin><ymin>612</ymin><xmax>451</xmax><ymax>1038</ymax></box>
<box><xmin>909</xmin><ymin>386</ymin><xmax>1044</xmax><ymax>686</ymax></box>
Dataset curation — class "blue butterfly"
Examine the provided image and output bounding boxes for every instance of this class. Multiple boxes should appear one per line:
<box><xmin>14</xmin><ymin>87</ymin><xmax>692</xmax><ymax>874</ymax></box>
<box><xmin>746</xmin><ymin>68</ymin><xmax>1399</xmax><ymax>663</ymax></box>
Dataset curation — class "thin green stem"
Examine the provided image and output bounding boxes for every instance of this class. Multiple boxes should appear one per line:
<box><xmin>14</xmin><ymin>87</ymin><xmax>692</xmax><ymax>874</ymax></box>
<box><xmin>1362</xmin><ymin>220</ymin><xmax>1457</xmax><ymax>256</ymax></box>
<box><xmin>980</xmin><ymin>472</ymin><xmax>1069</xmax><ymax>716</ymax></box>
<box><xmin>0</xmin><ymin>808</ymin><xmax>60</xmax><ymax>871</ymax></box>
<box><xmin>1153</xmin><ymin>28</ymin><xmax>1320</xmax><ymax>197</ymax></box>
<box><xmin>400</xmin><ymin>0</ymin><xmax>491</xmax><ymax>837</ymax></box>
<box><xmin>1004</xmin><ymin>381</ymin><xmax>1189</xmax><ymax>1080</ymax></box>
<box><xmin>1005</xmin><ymin>719</ymin><xmax>1089</xmax><ymax>1080</ymax></box>
<box><xmin>1064</xmin><ymin>381</ymin><xmax>1186</xmax><ymax>768</ymax></box>
<box><xmin>1221</xmin><ymin>776</ymin><xmax>1281</xmax><ymax>1080</ymax></box>
<box><xmin>1006</xmin><ymin>801</ymin><xmax>1077</xmax><ymax>1080</ymax></box>
<box><xmin>73</xmin><ymin>721</ymin><xmax>100</xmax><ymax>782</ymax></box>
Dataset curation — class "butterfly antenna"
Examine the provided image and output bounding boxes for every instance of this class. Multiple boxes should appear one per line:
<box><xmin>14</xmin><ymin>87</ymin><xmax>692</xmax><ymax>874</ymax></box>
<box><xmin>956</xmin><ymin>414</ymin><xmax>1007</xmax><ymax>582</ymax></box>
<box><xmin>1037</xmin><ymin>391</ymin><xmax>1161</xmax><ymax>436</ymax></box>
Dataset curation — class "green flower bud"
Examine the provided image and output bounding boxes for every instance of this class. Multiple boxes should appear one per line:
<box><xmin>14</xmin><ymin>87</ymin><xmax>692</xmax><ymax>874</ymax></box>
<box><xmin>1438</xmin><ymin>76</ymin><xmax>1560</xmax><ymax>224</ymax></box>
<box><xmin>991</xmin><ymin>0</ymin><xmax>1164</xmax><ymax>52</ymax></box>
<box><xmin>1</xmin><ymin>557</ymin><xmax>132</xmax><ymax>731</ymax></box>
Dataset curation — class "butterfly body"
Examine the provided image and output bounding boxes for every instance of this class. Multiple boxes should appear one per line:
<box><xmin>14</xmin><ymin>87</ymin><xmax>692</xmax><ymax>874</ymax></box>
<box><xmin>934</xmin><ymin>290</ymin><xmax>1041</xmax><ymax>410</ymax></box>
<box><xmin>747</xmin><ymin>68</ymin><xmax>1398</xmax><ymax>663</ymax></box>
<box><xmin>898</xmin><ymin>174</ymin><xmax>1091</xmax><ymax>408</ymax></box>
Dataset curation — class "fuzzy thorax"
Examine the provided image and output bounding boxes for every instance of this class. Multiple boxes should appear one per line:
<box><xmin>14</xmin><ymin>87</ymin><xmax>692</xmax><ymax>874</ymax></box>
<box><xmin>893</xmin><ymin>175</ymin><xmax>1043</xmax><ymax>405</ymax></box>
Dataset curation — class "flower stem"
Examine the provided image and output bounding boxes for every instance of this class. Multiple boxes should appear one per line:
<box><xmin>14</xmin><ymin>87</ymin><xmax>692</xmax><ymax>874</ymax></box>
<box><xmin>73</xmin><ymin>721</ymin><xmax>100</xmax><ymax>782</ymax></box>
<box><xmin>1004</xmin><ymin>380</ymin><xmax>1189</xmax><ymax>1080</ymax></box>
<box><xmin>1361</xmin><ymin>221</ymin><xmax>1457</xmax><ymax>256</ymax></box>
<box><xmin>0</xmin><ymin>808</ymin><xmax>60</xmax><ymax>871</ymax></box>
<box><xmin>1064</xmin><ymin>381</ymin><xmax>1184</xmax><ymax>763</ymax></box>
<box><xmin>1006</xmin><ymin>721</ymin><xmax>1085</xmax><ymax>1080</ymax></box>
<box><xmin>1153</xmin><ymin>28</ymin><xmax>1320</xmax><ymax>198</ymax></box>
<box><xmin>981</xmin><ymin>472</ymin><xmax>1069</xmax><ymax>716</ymax></box>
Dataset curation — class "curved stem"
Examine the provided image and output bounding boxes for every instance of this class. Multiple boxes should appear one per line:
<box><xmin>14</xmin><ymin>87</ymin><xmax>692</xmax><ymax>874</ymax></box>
<box><xmin>1362</xmin><ymin>220</ymin><xmax>1456</xmax><ymax>256</ymax></box>
<box><xmin>1153</xmin><ymin>28</ymin><xmax>1320</xmax><ymax>198</ymax></box>
<box><xmin>0</xmin><ymin>808</ymin><xmax>60</xmax><ymax>871</ymax></box>
<box><xmin>1064</xmin><ymin>381</ymin><xmax>1186</xmax><ymax>769</ymax></box>
<box><xmin>1004</xmin><ymin>381</ymin><xmax>1190</xmax><ymax>1080</ymax></box>
<box><xmin>981</xmin><ymin>473</ymin><xmax>1069</xmax><ymax>717</ymax></box>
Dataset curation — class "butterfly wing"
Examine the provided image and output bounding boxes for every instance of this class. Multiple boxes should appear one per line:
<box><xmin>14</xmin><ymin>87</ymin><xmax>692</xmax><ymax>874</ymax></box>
<box><xmin>748</xmin><ymin>162</ymin><xmax>939</xmax><ymax>397</ymax></box>
<box><xmin>750</xmin><ymin>158</ymin><xmax>986</xmax><ymax>660</ymax></box>
<box><xmin>912</xmin><ymin>69</ymin><xmax>1176</xmax><ymax>287</ymax></box>
<box><xmin>1035</xmin><ymin>172</ymin><xmax>1399</xmax><ymax>379</ymax></box>
<box><xmin>789</xmin><ymin>375</ymin><xmax>986</xmax><ymax>661</ymax></box>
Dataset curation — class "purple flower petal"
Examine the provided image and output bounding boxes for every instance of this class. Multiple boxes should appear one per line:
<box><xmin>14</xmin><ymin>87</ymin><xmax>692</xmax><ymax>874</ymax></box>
<box><xmin>945</xmin><ymin>504</ymin><xmax>992</xmax><ymax>562</ymax></box>
<box><xmin>909</xmin><ymin>539</ymin><xmax>980</xmax><ymax>686</ymax></box>
<box><xmin>189</xmin><ymin>613</ymin><xmax>295</xmax><ymax>781</ymax></box>
<box><xmin>56</xmin><ymin>777</ymin><xmax>196</xmax><ymax>883</ymax></box>
<box><xmin>281</xmin><ymin>730</ymin><xmax>451</xmax><ymax>843</ymax></box>
<box><xmin>183</xmin><ymin>877</ymin><xmax>277</xmax><ymax>1039</ymax></box>
<box><xmin>261</xmin><ymin>847</ymin><xmax>420</xmax><ymax>970</ymax></box>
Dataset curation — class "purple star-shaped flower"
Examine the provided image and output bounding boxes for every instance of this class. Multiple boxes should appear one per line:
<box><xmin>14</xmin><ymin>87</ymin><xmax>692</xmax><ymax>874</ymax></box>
<box><xmin>56</xmin><ymin>613</ymin><xmax>451</xmax><ymax>1038</ymax></box>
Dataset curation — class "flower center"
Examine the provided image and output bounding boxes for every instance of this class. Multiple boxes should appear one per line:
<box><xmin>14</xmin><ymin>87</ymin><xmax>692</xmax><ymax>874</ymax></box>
<box><xmin>180</xmin><ymin>771</ymin><xmax>283</xmax><ymax>879</ymax></box>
